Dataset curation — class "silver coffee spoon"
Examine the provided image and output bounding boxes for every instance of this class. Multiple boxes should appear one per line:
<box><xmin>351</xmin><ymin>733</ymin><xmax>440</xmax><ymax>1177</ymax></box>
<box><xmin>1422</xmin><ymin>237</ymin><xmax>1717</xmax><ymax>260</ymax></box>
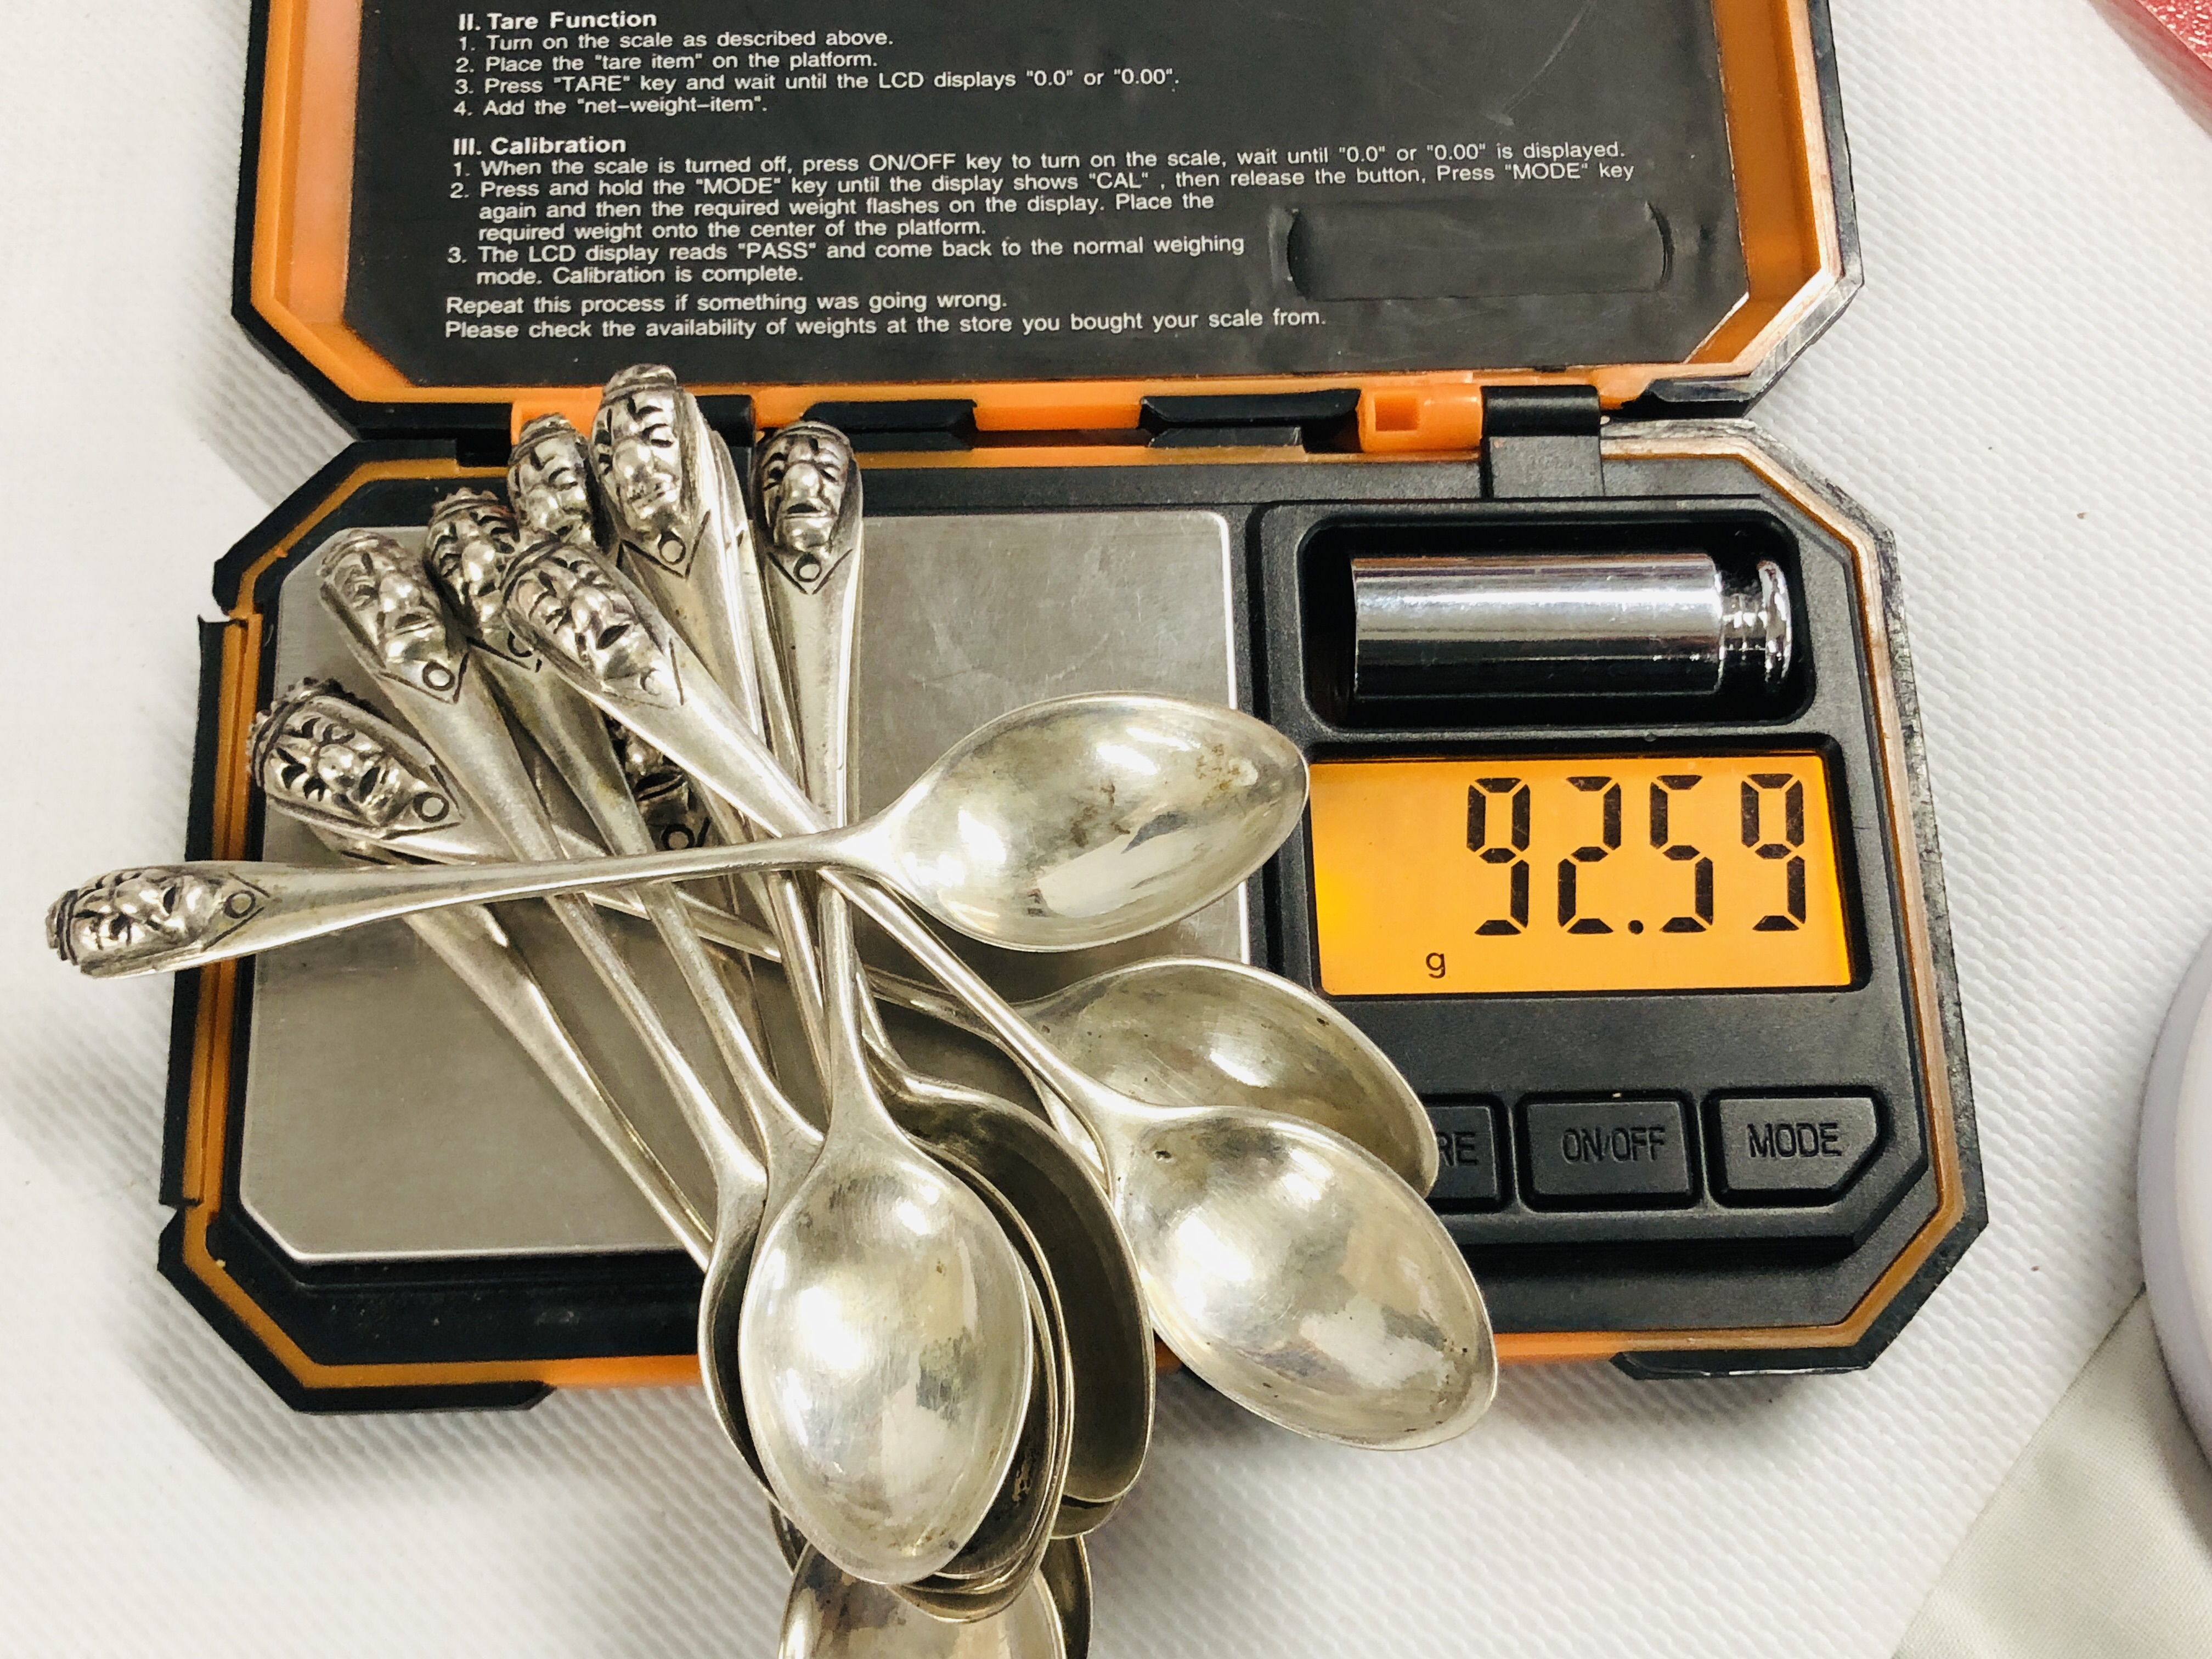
<box><xmin>738</xmin><ymin>883</ymin><xmax>1035</xmax><ymax>1586</ymax></box>
<box><xmin>576</xmin><ymin>386</ymin><xmax>835</xmax><ymax>1093</ymax></box>
<box><xmin>268</xmin><ymin>576</ymin><xmax>1034</xmax><ymax>1576</ymax></box>
<box><xmin>596</xmin><ymin>399</ymin><xmax>1071</xmax><ymax>1585</ymax></box>
<box><xmin>46</xmin><ymin>693</ymin><xmax>1305</xmax><ymax>980</ymax></box>
<box><xmin>512</xmin><ymin>444</ymin><xmax>1043</xmax><ymax>1587</ymax></box>
<box><xmin>425</xmin><ymin>496</ymin><xmax>1046</xmax><ymax>1584</ymax></box>
<box><xmin>751</xmin><ymin>422</ymin><xmax>1080</xmax><ymax>1607</ymax></box>
<box><xmin>424</xmin><ymin>490</ymin><xmax>819</xmax><ymax>1487</ymax></box>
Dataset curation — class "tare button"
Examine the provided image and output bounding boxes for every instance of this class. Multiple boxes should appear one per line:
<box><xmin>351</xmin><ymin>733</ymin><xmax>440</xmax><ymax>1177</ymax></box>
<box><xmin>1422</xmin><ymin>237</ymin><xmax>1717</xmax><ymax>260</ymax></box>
<box><xmin>1711</xmin><ymin>1094</ymin><xmax>1882</xmax><ymax>1201</ymax></box>
<box><xmin>1425</xmin><ymin>1100</ymin><xmax>1503</xmax><ymax>1210</ymax></box>
<box><xmin>1522</xmin><ymin>1097</ymin><xmax>1693</xmax><ymax>1205</ymax></box>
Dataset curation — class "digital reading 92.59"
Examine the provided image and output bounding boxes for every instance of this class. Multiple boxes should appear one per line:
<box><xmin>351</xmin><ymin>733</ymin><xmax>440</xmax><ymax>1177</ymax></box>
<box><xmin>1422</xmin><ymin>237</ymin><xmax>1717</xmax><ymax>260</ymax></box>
<box><xmin>1308</xmin><ymin>756</ymin><xmax>1853</xmax><ymax>996</ymax></box>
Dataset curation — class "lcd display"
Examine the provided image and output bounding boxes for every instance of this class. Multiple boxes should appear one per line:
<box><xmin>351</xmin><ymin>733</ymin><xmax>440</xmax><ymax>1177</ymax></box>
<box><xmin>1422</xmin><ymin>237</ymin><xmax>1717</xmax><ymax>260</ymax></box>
<box><xmin>1309</xmin><ymin>755</ymin><xmax>1853</xmax><ymax>995</ymax></box>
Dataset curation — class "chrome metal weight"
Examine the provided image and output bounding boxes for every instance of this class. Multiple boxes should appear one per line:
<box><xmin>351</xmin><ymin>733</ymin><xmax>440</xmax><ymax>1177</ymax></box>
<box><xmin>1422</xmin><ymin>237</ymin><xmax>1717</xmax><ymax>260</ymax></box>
<box><xmin>1350</xmin><ymin>551</ymin><xmax>1792</xmax><ymax>701</ymax></box>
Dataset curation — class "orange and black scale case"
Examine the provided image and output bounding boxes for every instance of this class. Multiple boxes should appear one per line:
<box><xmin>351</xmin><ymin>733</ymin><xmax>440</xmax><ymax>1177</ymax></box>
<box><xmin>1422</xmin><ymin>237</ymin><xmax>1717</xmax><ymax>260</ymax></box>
<box><xmin>174</xmin><ymin>0</ymin><xmax>1983</xmax><ymax>1408</ymax></box>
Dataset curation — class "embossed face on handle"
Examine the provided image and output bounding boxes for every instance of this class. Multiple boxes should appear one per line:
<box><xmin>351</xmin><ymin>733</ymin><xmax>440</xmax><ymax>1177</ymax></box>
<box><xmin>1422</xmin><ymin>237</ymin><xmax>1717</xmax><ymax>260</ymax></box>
<box><xmin>425</xmin><ymin>490</ymin><xmax>535</xmax><ymax>663</ymax></box>
<box><xmin>607</xmin><ymin>720</ymin><xmax>710</xmax><ymax>849</ymax></box>
<box><xmin>47</xmin><ymin>867</ymin><xmax>266</xmax><ymax>975</ymax></box>
<box><xmin>320</xmin><ymin>531</ymin><xmax>470</xmax><ymax>702</ymax></box>
<box><xmin>503</xmin><ymin>539</ymin><xmax>684</xmax><ymax>709</ymax></box>
<box><xmin>755</xmin><ymin>421</ymin><xmax>858</xmax><ymax>589</ymax></box>
<box><xmin>250</xmin><ymin>680</ymin><xmax>462</xmax><ymax>839</ymax></box>
<box><xmin>591</xmin><ymin>364</ymin><xmax>698</xmax><ymax>569</ymax></box>
<box><xmin>509</xmin><ymin>415</ymin><xmax>601</xmax><ymax>546</ymax></box>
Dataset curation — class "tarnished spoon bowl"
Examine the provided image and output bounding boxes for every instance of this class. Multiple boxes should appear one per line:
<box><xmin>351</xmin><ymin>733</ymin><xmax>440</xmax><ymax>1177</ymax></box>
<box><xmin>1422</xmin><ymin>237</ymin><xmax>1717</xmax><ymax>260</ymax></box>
<box><xmin>1039</xmin><ymin>1538</ymin><xmax>1091</xmax><ymax>1658</ymax></box>
<box><xmin>1050</xmin><ymin>1495</ymin><xmax>1116</xmax><ymax>1540</ymax></box>
<box><xmin>1113</xmin><ymin>1107</ymin><xmax>1496</xmax><ymax>1449</ymax></box>
<box><xmin>891</xmin><ymin>1096</ymin><xmax>1152</xmax><ymax>1509</ymax></box>
<box><xmin>863</xmin><ymin>692</ymin><xmax>1307</xmax><ymax>953</ymax></box>
<box><xmin>782</xmin><ymin>1547</ymin><xmax>1065</xmax><ymax>1659</ymax></box>
<box><xmin>1018</xmin><ymin>958</ymin><xmax>1437</xmax><ymax>1193</ymax></box>
<box><xmin>738</xmin><ymin>1117</ymin><xmax>1034</xmax><ymax>1587</ymax></box>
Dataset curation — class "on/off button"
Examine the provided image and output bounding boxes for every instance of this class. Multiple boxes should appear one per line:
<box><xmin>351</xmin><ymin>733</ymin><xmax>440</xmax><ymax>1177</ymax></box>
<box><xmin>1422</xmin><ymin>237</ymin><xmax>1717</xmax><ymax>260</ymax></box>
<box><xmin>1522</xmin><ymin>1097</ymin><xmax>1694</xmax><ymax>1205</ymax></box>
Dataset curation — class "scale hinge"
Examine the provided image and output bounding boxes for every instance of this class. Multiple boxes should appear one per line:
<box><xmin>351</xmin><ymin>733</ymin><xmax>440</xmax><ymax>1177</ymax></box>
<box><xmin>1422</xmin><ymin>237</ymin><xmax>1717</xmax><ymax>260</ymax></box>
<box><xmin>1481</xmin><ymin>385</ymin><xmax>1605</xmax><ymax>499</ymax></box>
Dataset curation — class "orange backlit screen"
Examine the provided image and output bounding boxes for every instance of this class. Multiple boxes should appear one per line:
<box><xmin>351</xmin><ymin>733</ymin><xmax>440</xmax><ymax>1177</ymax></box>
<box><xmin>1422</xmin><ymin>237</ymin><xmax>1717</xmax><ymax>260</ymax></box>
<box><xmin>1310</xmin><ymin>756</ymin><xmax>1853</xmax><ymax>996</ymax></box>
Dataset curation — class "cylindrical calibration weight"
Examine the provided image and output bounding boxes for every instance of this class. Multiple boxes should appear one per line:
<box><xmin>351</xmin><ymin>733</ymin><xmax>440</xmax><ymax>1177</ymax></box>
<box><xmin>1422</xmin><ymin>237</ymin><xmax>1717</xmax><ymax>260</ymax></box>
<box><xmin>1349</xmin><ymin>552</ymin><xmax>1792</xmax><ymax>701</ymax></box>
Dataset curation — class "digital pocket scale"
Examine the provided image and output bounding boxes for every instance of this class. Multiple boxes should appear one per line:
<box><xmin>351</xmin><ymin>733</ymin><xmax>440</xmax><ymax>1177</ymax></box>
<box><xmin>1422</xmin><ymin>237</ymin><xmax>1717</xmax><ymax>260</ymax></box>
<box><xmin>166</xmin><ymin>0</ymin><xmax>1983</xmax><ymax>1408</ymax></box>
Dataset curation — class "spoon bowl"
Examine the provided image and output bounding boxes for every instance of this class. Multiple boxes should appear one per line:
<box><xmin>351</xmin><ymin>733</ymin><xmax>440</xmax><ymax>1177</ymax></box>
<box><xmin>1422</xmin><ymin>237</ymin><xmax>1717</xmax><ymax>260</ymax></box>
<box><xmin>1014</xmin><ymin>958</ymin><xmax>1437</xmax><ymax>1193</ymax></box>
<box><xmin>890</xmin><ymin>1094</ymin><xmax>1152</xmax><ymax>1508</ymax></box>
<box><xmin>697</xmin><ymin>1199</ymin><xmax>769</xmax><ymax>1485</ymax></box>
<box><xmin>782</xmin><ymin>1545</ymin><xmax>1067</xmax><ymax>1659</ymax></box>
<box><xmin>1049</xmin><ymin>1495</ymin><xmax>1116</xmax><ymax>1539</ymax></box>
<box><xmin>865</xmin><ymin>693</ymin><xmax>1307</xmax><ymax>953</ymax></box>
<box><xmin>1113</xmin><ymin>1107</ymin><xmax>1494</xmax><ymax>1449</ymax></box>
<box><xmin>738</xmin><ymin>1114</ymin><xmax>1035</xmax><ymax>1585</ymax></box>
<box><xmin>903</xmin><ymin>1154</ymin><xmax>1072</xmax><ymax>1603</ymax></box>
<box><xmin>1039</xmin><ymin>1538</ymin><xmax>1091</xmax><ymax>1658</ymax></box>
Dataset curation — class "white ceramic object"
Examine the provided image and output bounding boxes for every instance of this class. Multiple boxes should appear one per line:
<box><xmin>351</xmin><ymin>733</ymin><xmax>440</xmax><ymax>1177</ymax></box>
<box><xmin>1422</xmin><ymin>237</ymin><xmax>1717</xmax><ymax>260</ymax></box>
<box><xmin>2139</xmin><ymin>930</ymin><xmax>2212</xmax><ymax>1454</ymax></box>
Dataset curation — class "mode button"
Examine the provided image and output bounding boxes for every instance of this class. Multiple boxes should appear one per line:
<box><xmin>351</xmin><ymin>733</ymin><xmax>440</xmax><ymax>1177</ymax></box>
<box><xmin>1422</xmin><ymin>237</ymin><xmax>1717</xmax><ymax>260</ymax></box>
<box><xmin>1711</xmin><ymin>1094</ymin><xmax>1882</xmax><ymax>1202</ymax></box>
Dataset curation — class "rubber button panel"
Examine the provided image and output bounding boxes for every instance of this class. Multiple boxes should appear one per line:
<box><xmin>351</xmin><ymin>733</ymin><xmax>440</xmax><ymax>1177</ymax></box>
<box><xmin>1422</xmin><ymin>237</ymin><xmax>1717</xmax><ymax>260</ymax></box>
<box><xmin>1426</xmin><ymin>1101</ymin><xmax>1503</xmax><ymax>1210</ymax></box>
<box><xmin>1523</xmin><ymin>1097</ymin><xmax>1693</xmax><ymax>1204</ymax></box>
<box><xmin>1710</xmin><ymin>1094</ymin><xmax>1882</xmax><ymax>1201</ymax></box>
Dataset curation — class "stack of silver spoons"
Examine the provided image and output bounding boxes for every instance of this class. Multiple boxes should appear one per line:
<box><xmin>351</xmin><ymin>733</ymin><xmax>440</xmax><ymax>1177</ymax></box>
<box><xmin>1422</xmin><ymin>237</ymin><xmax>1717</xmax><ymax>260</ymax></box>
<box><xmin>47</xmin><ymin>366</ymin><xmax>1497</xmax><ymax>1658</ymax></box>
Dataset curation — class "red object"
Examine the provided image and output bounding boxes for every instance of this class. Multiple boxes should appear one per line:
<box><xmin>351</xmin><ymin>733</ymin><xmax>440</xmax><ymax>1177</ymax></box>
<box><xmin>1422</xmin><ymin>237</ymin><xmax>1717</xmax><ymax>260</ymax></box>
<box><xmin>2106</xmin><ymin>0</ymin><xmax>2212</xmax><ymax>107</ymax></box>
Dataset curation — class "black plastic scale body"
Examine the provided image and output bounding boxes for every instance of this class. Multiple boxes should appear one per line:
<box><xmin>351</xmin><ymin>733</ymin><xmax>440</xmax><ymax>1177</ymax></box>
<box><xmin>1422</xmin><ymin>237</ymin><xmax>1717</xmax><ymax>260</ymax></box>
<box><xmin>164</xmin><ymin>0</ymin><xmax>1982</xmax><ymax>1407</ymax></box>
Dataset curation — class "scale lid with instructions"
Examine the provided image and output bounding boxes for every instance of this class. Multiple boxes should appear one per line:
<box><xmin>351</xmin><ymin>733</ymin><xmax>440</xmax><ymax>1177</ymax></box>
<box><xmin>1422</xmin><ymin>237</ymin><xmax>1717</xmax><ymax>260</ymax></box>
<box><xmin>243</xmin><ymin>0</ymin><xmax>1857</xmax><ymax>445</ymax></box>
<box><xmin>174</xmin><ymin>0</ymin><xmax>1982</xmax><ymax>1410</ymax></box>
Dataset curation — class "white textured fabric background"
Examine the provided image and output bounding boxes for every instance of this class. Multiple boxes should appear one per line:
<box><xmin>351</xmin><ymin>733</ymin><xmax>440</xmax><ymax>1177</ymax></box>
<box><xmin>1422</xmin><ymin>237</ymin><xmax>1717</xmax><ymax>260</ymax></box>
<box><xmin>1898</xmin><ymin>1296</ymin><xmax>2212</xmax><ymax>1658</ymax></box>
<box><xmin>4</xmin><ymin>1</ymin><xmax>2211</xmax><ymax>1654</ymax></box>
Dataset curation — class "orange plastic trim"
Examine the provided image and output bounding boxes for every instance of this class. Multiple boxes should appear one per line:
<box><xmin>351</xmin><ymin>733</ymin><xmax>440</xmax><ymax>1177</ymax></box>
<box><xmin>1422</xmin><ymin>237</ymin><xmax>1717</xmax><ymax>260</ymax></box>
<box><xmin>253</xmin><ymin>0</ymin><xmax>1842</xmax><ymax>446</ymax></box>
